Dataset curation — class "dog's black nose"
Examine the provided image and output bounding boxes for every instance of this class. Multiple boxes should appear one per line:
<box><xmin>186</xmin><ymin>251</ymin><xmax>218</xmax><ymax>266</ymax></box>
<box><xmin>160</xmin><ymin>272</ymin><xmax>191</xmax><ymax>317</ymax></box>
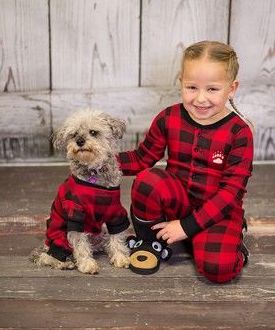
<box><xmin>76</xmin><ymin>137</ymin><xmax>85</xmax><ymax>147</ymax></box>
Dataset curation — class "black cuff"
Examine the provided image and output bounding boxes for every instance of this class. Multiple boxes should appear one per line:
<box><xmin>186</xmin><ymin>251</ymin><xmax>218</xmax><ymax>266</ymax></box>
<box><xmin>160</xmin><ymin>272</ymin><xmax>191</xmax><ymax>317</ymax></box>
<box><xmin>106</xmin><ymin>216</ymin><xmax>130</xmax><ymax>235</ymax></box>
<box><xmin>67</xmin><ymin>220</ymin><xmax>84</xmax><ymax>232</ymax></box>
<box><xmin>47</xmin><ymin>243</ymin><xmax>72</xmax><ymax>262</ymax></box>
<box><xmin>180</xmin><ymin>214</ymin><xmax>202</xmax><ymax>237</ymax></box>
<box><xmin>130</xmin><ymin>206</ymin><xmax>165</xmax><ymax>241</ymax></box>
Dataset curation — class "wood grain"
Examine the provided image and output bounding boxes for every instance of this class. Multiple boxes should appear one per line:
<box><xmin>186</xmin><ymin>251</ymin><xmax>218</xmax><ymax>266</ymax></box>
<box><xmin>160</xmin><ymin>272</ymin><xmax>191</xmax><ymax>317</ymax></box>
<box><xmin>0</xmin><ymin>0</ymin><xmax>49</xmax><ymax>91</ymax></box>
<box><xmin>141</xmin><ymin>0</ymin><xmax>229</xmax><ymax>86</ymax></box>
<box><xmin>0</xmin><ymin>91</ymin><xmax>51</xmax><ymax>159</ymax></box>
<box><xmin>230</xmin><ymin>0</ymin><xmax>275</xmax><ymax>86</ymax></box>
<box><xmin>1</xmin><ymin>254</ymin><xmax>275</xmax><ymax>278</ymax></box>
<box><xmin>1</xmin><ymin>272</ymin><xmax>275</xmax><ymax>302</ymax></box>
<box><xmin>50</xmin><ymin>0</ymin><xmax>140</xmax><ymax>89</ymax></box>
<box><xmin>1</xmin><ymin>299</ymin><xmax>274</xmax><ymax>329</ymax></box>
<box><xmin>0</xmin><ymin>88</ymin><xmax>274</xmax><ymax>160</ymax></box>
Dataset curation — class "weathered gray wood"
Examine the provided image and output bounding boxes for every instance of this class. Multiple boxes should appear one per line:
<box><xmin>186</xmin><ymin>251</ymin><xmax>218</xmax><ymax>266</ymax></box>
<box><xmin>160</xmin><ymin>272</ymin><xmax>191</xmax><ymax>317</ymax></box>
<box><xmin>0</xmin><ymin>92</ymin><xmax>52</xmax><ymax>159</ymax></box>
<box><xmin>51</xmin><ymin>87</ymin><xmax>181</xmax><ymax>129</ymax></box>
<box><xmin>236</xmin><ymin>84</ymin><xmax>275</xmax><ymax>160</ymax></box>
<box><xmin>1</xmin><ymin>164</ymin><xmax>275</xmax><ymax>237</ymax></box>
<box><xmin>50</xmin><ymin>0</ymin><xmax>140</xmax><ymax>89</ymax></box>
<box><xmin>0</xmin><ymin>88</ymin><xmax>274</xmax><ymax>160</ymax></box>
<box><xmin>1</xmin><ymin>231</ymin><xmax>275</xmax><ymax>257</ymax></box>
<box><xmin>141</xmin><ymin>0</ymin><xmax>229</xmax><ymax>86</ymax></box>
<box><xmin>230</xmin><ymin>0</ymin><xmax>275</xmax><ymax>86</ymax></box>
<box><xmin>1</xmin><ymin>273</ymin><xmax>275</xmax><ymax>302</ymax></box>
<box><xmin>0</xmin><ymin>0</ymin><xmax>49</xmax><ymax>91</ymax></box>
<box><xmin>1</xmin><ymin>254</ymin><xmax>275</xmax><ymax>278</ymax></box>
<box><xmin>1</xmin><ymin>299</ymin><xmax>275</xmax><ymax>329</ymax></box>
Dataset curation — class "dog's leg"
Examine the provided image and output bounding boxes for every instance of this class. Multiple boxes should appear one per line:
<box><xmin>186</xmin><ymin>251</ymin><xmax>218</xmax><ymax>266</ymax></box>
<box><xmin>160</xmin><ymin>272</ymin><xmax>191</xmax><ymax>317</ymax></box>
<box><xmin>67</xmin><ymin>231</ymin><xmax>100</xmax><ymax>274</ymax></box>
<box><xmin>30</xmin><ymin>245</ymin><xmax>75</xmax><ymax>270</ymax></box>
<box><xmin>105</xmin><ymin>232</ymin><xmax>130</xmax><ymax>268</ymax></box>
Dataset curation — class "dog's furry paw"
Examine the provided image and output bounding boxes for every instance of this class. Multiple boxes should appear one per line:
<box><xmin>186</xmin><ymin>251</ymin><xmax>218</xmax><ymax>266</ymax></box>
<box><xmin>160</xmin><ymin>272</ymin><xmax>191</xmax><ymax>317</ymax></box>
<box><xmin>36</xmin><ymin>252</ymin><xmax>75</xmax><ymax>270</ymax></box>
<box><xmin>110</xmin><ymin>253</ymin><xmax>130</xmax><ymax>268</ymax></box>
<box><xmin>77</xmin><ymin>258</ymin><xmax>100</xmax><ymax>274</ymax></box>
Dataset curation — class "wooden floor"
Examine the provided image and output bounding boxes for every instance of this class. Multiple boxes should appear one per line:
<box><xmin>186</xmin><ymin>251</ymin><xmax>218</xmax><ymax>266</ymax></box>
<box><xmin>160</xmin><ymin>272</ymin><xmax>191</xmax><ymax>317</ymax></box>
<box><xmin>0</xmin><ymin>164</ymin><xmax>275</xmax><ymax>329</ymax></box>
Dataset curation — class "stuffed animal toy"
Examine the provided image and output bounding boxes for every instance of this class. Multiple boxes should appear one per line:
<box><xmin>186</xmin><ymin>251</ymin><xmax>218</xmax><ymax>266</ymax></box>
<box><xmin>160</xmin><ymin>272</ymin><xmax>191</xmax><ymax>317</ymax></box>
<box><xmin>127</xmin><ymin>235</ymin><xmax>172</xmax><ymax>275</ymax></box>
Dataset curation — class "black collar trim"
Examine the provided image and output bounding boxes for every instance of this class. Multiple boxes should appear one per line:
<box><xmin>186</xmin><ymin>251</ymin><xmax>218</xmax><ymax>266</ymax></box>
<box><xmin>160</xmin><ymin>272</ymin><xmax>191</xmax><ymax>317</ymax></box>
<box><xmin>72</xmin><ymin>175</ymin><xmax>120</xmax><ymax>190</ymax></box>
<box><xmin>180</xmin><ymin>103</ymin><xmax>236</xmax><ymax>129</ymax></box>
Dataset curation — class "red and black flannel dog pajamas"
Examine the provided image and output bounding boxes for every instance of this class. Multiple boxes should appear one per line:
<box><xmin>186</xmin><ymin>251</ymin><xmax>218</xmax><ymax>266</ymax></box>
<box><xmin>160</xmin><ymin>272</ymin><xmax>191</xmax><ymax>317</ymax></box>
<box><xmin>119</xmin><ymin>103</ymin><xmax>253</xmax><ymax>283</ymax></box>
<box><xmin>45</xmin><ymin>175</ymin><xmax>129</xmax><ymax>261</ymax></box>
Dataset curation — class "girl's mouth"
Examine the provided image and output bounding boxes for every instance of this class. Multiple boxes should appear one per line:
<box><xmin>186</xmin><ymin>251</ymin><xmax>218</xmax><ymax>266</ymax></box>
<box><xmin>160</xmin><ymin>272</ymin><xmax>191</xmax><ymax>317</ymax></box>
<box><xmin>194</xmin><ymin>106</ymin><xmax>211</xmax><ymax>112</ymax></box>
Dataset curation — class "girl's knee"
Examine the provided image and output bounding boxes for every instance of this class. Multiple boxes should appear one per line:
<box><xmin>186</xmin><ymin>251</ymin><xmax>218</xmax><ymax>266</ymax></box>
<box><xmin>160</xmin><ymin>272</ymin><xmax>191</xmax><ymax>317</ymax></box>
<box><xmin>195</xmin><ymin>257</ymin><xmax>243</xmax><ymax>284</ymax></box>
<box><xmin>132</xmin><ymin>168</ymin><xmax>172</xmax><ymax>202</ymax></box>
<box><xmin>135</xmin><ymin>168</ymin><xmax>167</xmax><ymax>184</ymax></box>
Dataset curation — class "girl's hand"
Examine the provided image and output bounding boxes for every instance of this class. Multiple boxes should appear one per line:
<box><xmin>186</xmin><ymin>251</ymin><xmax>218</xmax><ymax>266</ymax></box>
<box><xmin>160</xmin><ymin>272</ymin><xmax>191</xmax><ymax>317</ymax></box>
<box><xmin>151</xmin><ymin>220</ymin><xmax>187</xmax><ymax>244</ymax></box>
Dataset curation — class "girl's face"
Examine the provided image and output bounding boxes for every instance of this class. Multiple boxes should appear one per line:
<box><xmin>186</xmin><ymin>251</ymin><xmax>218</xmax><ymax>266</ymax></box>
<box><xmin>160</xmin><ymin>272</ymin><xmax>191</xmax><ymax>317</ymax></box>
<box><xmin>180</xmin><ymin>58</ymin><xmax>239</xmax><ymax>125</ymax></box>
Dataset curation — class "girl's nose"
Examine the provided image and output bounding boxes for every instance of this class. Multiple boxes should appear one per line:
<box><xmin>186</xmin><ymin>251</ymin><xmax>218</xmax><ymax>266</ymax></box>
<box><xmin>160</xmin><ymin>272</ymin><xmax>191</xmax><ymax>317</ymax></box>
<box><xmin>196</xmin><ymin>90</ymin><xmax>207</xmax><ymax>103</ymax></box>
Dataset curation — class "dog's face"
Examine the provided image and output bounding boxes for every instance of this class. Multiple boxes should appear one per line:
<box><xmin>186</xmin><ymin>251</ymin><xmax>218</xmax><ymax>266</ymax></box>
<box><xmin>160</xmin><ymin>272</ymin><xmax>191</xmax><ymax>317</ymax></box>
<box><xmin>53</xmin><ymin>109</ymin><xmax>126</xmax><ymax>166</ymax></box>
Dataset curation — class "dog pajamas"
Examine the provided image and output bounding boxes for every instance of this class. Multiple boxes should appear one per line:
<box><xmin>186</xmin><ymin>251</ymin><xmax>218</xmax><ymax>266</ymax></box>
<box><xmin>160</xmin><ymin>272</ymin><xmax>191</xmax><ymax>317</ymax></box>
<box><xmin>118</xmin><ymin>103</ymin><xmax>253</xmax><ymax>282</ymax></box>
<box><xmin>45</xmin><ymin>175</ymin><xmax>130</xmax><ymax>261</ymax></box>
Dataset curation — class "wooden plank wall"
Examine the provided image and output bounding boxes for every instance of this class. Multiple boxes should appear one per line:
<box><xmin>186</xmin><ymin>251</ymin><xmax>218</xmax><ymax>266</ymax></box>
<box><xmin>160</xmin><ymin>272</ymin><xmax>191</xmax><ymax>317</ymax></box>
<box><xmin>0</xmin><ymin>0</ymin><xmax>274</xmax><ymax>161</ymax></box>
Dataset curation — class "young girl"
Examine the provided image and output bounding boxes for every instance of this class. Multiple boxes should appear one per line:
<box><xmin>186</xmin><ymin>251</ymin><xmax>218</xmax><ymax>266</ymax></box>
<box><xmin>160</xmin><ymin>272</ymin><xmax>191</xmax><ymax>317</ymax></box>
<box><xmin>118</xmin><ymin>40</ymin><xmax>254</xmax><ymax>283</ymax></box>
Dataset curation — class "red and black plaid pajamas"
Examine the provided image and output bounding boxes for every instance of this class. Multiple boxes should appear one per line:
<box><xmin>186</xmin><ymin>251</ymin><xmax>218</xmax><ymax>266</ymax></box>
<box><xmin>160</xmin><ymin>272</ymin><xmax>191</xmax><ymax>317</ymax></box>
<box><xmin>45</xmin><ymin>175</ymin><xmax>129</xmax><ymax>261</ymax></box>
<box><xmin>118</xmin><ymin>103</ymin><xmax>253</xmax><ymax>283</ymax></box>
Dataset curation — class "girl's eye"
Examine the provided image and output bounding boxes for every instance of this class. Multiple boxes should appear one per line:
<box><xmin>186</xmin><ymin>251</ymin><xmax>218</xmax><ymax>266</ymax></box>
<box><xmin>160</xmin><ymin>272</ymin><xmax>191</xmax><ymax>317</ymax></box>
<box><xmin>208</xmin><ymin>88</ymin><xmax>219</xmax><ymax>92</ymax></box>
<box><xmin>89</xmin><ymin>130</ymin><xmax>99</xmax><ymax>137</ymax></box>
<box><xmin>186</xmin><ymin>86</ymin><xmax>196</xmax><ymax>90</ymax></box>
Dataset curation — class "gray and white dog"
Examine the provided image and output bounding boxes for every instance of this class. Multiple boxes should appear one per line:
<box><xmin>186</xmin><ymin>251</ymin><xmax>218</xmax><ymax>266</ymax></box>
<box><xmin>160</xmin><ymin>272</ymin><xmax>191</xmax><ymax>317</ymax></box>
<box><xmin>31</xmin><ymin>109</ymin><xmax>130</xmax><ymax>274</ymax></box>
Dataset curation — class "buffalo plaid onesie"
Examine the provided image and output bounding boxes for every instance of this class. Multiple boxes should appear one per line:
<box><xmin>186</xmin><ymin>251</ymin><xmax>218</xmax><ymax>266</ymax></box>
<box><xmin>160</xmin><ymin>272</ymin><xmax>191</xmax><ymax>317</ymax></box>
<box><xmin>118</xmin><ymin>103</ymin><xmax>253</xmax><ymax>283</ymax></box>
<box><xmin>45</xmin><ymin>175</ymin><xmax>129</xmax><ymax>261</ymax></box>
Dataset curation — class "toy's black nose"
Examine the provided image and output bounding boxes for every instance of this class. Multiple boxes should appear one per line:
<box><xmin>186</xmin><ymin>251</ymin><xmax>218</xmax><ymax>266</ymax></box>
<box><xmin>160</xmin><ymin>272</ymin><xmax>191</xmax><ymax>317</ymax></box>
<box><xmin>76</xmin><ymin>137</ymin><xmax>85</xmax><ymax>147</ymax></box>
<box><xmin>137</xmin><ymin>255</ymin><xmax>147</xmax><ymax>262</ymax></box>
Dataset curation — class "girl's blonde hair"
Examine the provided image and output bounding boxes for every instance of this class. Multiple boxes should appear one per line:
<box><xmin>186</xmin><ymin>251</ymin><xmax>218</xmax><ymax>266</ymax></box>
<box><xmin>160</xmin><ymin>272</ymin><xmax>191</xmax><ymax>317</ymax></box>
<box><xmin>181</xmin><ymin>40</ymin><xmax>253</xmax><ymax>131</ymax></box>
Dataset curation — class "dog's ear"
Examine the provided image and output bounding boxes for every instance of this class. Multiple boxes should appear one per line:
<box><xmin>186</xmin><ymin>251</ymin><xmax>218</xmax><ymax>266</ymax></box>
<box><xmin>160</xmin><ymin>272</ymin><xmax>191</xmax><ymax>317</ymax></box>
<box><xmin>52</xmin><ymin>125</ymin><xmax>68</xmax><ymax>151</ymax></box>
<box><xmin>106</xmin><ymin>117</ymin><xmax>126</xmax><ymax>139</ymax></box>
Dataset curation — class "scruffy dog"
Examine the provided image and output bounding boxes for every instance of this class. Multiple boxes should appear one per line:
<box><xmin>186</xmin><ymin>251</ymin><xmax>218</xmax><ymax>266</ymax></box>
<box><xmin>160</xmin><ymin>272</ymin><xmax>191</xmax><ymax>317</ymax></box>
<box><xmin>31</xmin><ymin>109</ymin><xmax>130</xmax><ymax>274</ymax></box>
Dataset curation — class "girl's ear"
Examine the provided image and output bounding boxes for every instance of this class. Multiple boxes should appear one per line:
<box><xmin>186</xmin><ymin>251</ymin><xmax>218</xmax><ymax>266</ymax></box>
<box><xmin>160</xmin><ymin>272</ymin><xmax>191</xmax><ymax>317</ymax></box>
<box><xmin>178</xmin><ymin>73</ymin><xmax>182</xmax><ymax>85</ymax></box>
<box><xmin>229</xmin><ymin>79</ymin><xmax>239</xmax><ymax>99</ymax></box>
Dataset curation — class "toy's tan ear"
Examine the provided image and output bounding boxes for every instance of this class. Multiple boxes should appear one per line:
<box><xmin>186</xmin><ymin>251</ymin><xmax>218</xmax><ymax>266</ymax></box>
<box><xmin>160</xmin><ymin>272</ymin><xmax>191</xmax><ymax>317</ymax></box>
<box><xmin>107</xmin><ymin>117</ymin><xmax>126</xmax><ymax>139</ymax></box>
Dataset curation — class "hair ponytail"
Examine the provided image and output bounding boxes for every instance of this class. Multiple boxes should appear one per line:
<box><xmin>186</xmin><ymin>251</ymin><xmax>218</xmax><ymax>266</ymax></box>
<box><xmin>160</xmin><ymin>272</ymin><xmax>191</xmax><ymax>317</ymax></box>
<box><xmin>229</xmin><ymin>98</ymin><xmax>254</xmax><ymax>134</ymax></box>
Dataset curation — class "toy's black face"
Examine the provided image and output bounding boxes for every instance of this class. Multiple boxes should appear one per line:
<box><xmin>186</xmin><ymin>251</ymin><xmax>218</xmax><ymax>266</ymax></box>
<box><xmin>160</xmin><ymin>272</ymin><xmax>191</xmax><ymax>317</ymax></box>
<box><xmin>128</xmin><ymin>237</ymin><xmax>172</xmax><ymax>275</ymax></box>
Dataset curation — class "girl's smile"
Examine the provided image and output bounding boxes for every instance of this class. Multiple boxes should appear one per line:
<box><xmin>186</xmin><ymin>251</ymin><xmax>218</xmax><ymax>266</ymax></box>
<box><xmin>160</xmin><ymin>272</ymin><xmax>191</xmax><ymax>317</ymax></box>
<box><xmin>180</xmin><ymin>58</ymin><xmax>239</xmax><ymax>125</ymax></box>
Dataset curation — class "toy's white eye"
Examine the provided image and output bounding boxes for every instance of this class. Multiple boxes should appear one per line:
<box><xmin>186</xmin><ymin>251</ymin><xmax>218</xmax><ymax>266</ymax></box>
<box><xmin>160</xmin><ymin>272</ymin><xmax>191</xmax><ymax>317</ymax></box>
<box><xmin>128</xmin><ymin>239</ymin><xmax>136</xmax><ymax>249</ymax></box>
<box><xmin>152</xmin><ymin>241</ymin><xmax>162</xmax><ymax>252</ymax></box>
<box><xmin>134</xmin><ymin>240</ymin><xmax>143</xmax><ymax>248</ymax></box>
<box><xmin>161</xmin><ymin>249</ymin><xmax>169</xmax><ymax>259</ymax></box>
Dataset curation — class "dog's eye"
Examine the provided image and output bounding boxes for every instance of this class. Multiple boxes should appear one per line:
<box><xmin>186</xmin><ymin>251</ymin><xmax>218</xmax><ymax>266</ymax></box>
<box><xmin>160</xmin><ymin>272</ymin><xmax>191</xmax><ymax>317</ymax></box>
<box><xmin>89</xmin><ymin>130</ymin><xmax>99</xmax><ymax>137</ymax></box>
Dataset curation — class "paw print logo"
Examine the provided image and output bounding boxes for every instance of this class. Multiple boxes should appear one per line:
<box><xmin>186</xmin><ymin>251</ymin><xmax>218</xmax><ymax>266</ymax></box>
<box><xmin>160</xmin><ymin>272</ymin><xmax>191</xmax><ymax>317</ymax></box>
<box><xmin>212</xmin><ymin>151</ymin><xmax>224</xmax><ymax>164</ymax></box>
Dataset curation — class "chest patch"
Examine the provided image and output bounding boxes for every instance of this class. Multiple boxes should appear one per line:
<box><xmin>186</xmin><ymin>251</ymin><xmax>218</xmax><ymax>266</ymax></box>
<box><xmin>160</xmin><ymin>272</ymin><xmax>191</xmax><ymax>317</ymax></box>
<box><xmin>212</xmin><ymin>151</ymin><xmax>224</xmax><ymax>164</ymax></box>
